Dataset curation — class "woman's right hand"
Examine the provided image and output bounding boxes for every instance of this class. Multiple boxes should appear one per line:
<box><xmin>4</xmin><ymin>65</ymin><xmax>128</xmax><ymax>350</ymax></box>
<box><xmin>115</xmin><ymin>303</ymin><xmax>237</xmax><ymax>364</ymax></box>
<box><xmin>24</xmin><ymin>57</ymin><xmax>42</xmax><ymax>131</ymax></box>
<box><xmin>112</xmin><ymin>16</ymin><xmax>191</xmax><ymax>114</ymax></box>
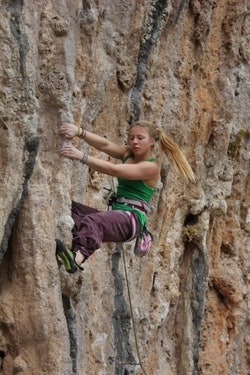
<box><xmin>60</xmin><ymin>144</ymin><xmax>83</xmax><ymax>161</ymax></box>
<box><xmin>59</xmin><ymin>122</ymin><xmax>78</xmax><ymax>139</ymax></box>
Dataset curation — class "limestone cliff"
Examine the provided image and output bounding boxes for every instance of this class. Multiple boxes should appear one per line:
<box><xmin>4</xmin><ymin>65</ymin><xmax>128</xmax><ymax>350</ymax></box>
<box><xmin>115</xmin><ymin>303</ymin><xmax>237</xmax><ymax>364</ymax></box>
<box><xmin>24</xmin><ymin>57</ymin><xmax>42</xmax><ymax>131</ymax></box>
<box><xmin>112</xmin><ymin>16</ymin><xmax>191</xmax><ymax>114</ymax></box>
<box><xmin>0</xmin><ymin>1</ymin><xmax>249</xmax><ymax>374</ymax></box>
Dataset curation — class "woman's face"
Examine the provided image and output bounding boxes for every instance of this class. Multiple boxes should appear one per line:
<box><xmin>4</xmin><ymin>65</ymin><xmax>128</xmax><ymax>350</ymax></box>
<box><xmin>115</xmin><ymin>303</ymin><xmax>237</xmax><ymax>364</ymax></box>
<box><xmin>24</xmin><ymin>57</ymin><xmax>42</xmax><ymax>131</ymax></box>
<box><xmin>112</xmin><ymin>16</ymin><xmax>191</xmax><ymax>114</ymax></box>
<box><xmin>128</xmin><ymin>125</ymin><xmax>154</xmax><ymax>156</ymax></box>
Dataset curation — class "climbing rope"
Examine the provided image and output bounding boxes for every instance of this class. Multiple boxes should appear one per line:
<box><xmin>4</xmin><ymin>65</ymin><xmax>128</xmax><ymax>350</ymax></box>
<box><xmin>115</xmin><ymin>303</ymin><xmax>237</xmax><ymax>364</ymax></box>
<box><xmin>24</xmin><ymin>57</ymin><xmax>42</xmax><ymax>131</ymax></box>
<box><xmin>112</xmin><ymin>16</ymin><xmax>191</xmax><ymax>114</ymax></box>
<box><xmin>107</xmin><ymin>173</ymin><xmax>148</xmax><ymax>374</ymax></box>
<box><xmin>122</xmin><ymin>247</ymin><xmax>148</xmax><ymax>375</ymax></box>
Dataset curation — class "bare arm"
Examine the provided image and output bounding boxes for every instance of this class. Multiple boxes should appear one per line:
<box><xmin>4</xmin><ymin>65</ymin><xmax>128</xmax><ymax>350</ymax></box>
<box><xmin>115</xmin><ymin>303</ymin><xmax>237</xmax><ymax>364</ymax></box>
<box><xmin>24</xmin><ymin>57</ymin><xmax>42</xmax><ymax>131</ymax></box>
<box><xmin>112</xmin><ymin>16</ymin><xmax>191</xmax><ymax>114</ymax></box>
<box><xmin>60</xmin><ymin>145</ymin><xmax>159</xmax><ymax>182</ymax></box>
<box><xmin>59</xmin><ymin>122</ymin><xmax>128</xmax><ymax>159</ymax></box>
<box><xmin>83</xmin><ymin>131</ymin><xmax>129</xmax><ymax>159</ymax></box>
<box><xmin>86</xmin><ymin>156</ymin><xmax>159</xmax><ymax>181</ymax></box>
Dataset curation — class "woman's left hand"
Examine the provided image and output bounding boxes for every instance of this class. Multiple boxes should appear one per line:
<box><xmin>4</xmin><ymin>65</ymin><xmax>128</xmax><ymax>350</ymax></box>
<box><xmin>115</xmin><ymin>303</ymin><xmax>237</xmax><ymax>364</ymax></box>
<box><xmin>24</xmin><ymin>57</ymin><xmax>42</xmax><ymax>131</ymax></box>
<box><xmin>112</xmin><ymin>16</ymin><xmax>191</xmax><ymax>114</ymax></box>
<box><xmin>60</xmin><ymin>145</ymin><xmax>83</xmax><ymax>161</ymax></box>
<box><xmin>59</xmin><ymin>122</ymin><xmax>78</xmax><ymax>139</ymax></box>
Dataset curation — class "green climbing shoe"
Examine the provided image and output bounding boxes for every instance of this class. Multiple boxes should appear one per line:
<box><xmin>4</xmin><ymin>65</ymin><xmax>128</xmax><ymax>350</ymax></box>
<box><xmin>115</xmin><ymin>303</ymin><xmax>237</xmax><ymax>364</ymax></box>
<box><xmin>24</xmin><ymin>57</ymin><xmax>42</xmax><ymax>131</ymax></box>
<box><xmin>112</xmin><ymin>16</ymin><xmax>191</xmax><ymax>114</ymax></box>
<box><xmin>55</xmin><ymin>239</ymin><xmax>80</xmax><ymax>274</ymax></box>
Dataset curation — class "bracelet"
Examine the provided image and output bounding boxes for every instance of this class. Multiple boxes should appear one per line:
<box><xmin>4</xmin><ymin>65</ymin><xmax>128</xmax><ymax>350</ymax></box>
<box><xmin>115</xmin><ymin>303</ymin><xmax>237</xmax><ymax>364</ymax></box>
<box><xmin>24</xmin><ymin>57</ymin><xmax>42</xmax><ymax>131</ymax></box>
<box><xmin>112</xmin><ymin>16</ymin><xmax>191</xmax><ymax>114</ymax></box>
<box><xmin>77</xmin><ymin>127</ymin><xmax>83</xmax><ymax>137</ymax></box>
<box><xmin>78</xmin><ymin>126</ymin><xmax>86</xmax><ymax>139</ymax></box>
<box><xmin>81</xmin><ymin>151</ymin><xmax>88</xmax><ymax>164</ymax></box>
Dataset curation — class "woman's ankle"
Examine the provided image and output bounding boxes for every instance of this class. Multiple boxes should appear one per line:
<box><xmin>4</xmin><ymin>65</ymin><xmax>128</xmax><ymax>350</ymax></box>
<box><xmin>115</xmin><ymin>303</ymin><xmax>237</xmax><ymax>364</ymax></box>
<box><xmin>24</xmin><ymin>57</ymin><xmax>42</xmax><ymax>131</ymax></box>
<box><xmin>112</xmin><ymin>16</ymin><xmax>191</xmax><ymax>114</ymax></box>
<box><xmin>74</xmin><ymin>250</ymin><xmax>85</xmax><ymax>266</ymax></box>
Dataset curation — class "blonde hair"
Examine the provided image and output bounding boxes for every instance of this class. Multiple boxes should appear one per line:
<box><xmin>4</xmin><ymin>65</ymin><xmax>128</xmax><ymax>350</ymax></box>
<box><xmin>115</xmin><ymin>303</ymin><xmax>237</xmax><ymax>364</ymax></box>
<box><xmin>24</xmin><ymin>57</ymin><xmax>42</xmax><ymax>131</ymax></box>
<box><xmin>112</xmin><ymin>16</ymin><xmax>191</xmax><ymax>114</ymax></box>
<box><xmin>130</xmin><ymin>121</ymin><xmax>195</xmax><ymax>182</ymax></box>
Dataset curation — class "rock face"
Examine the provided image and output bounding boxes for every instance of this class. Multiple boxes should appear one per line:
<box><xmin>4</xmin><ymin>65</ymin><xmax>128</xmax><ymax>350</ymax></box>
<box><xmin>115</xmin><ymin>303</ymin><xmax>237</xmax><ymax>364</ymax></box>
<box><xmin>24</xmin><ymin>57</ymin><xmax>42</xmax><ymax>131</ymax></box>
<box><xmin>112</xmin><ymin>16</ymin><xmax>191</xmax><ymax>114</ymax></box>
<box><xmin>0</xmin><ymin>1</ymin><xmax>249</xmax><ymax>374</ymax></box>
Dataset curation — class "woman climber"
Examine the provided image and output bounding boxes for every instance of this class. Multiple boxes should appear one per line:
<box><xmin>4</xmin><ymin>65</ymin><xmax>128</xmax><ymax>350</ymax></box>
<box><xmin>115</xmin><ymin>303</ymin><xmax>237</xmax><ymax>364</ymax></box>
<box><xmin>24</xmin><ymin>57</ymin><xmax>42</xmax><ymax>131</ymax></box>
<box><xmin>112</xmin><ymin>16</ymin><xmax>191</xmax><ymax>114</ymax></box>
<box><xmin>56</xmin><ymin>120</ymin><xmax>195</xmax><ymax>273</ymax></box>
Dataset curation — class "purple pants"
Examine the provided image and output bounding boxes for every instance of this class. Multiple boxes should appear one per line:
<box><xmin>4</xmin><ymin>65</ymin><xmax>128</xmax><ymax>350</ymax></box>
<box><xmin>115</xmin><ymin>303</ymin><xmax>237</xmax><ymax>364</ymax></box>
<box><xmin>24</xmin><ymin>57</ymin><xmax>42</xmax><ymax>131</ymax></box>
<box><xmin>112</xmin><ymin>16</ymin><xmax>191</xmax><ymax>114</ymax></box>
<box><xmin>71</xmin><ymin>201</ymin><xmax>140</xmax><ymax>262</ymax></box>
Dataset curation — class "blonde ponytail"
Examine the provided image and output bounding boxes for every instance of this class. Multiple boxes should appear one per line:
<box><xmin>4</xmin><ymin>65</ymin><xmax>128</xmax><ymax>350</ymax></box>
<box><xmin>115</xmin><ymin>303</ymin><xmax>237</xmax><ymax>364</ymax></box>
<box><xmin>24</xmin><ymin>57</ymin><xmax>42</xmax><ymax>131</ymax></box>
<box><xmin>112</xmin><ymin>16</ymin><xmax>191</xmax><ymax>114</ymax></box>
<box><xmin>158</xmin><ymin>128</ymin><xmax>195</xmax><ymax>182</ymax></box>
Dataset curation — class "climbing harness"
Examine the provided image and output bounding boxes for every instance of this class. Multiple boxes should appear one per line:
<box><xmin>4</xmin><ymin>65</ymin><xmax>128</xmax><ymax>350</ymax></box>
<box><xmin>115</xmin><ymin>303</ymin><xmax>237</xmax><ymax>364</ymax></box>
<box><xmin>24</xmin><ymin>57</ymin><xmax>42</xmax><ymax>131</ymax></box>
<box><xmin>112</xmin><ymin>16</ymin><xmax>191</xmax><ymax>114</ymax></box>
<box><xmin>116</xmin><ymin>197</ymin><xmax>151</xmax><ymax>213</ymax></box>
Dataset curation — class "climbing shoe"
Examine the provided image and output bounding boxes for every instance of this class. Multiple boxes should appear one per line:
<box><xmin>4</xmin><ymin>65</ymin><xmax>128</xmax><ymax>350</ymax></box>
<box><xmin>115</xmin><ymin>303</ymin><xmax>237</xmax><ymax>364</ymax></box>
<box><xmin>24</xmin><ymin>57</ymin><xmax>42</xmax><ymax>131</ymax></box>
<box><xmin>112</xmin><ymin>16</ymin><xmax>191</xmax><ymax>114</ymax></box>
<box><xmin>55</xmin><ymin>239</ymin><xmax>83</xmax><ymax>273</ymax></box>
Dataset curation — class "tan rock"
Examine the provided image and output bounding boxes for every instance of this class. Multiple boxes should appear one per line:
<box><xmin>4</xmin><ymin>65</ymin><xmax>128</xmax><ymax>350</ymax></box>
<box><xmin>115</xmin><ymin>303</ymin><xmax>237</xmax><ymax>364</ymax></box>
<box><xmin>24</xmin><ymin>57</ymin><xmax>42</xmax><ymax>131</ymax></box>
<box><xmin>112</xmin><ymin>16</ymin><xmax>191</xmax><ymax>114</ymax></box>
<box><xmin>0</xmin><ymin>1</ymin><xmax>249</xmax><ymax>374</ymax></box>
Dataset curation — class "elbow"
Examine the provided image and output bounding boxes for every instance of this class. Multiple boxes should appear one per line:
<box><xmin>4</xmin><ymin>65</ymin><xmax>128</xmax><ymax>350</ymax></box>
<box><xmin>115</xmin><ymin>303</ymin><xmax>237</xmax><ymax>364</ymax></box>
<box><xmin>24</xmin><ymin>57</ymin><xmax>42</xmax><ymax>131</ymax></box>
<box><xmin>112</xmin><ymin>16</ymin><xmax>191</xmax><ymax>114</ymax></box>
<box><xmin>109</xmin><ymin>165</ymin><xmax>120</xmax><ymax>177</ymax></box>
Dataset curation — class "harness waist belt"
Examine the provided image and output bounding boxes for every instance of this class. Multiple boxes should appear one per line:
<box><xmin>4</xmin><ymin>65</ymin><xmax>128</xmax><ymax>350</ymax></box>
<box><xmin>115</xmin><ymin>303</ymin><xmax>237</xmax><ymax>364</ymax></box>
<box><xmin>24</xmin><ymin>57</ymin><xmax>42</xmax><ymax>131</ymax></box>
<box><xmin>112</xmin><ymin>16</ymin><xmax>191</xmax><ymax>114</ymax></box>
<box><xmin>116</xmin><ymin>197</ymin><xmax>151</xmax><ymax>213</ymax></box>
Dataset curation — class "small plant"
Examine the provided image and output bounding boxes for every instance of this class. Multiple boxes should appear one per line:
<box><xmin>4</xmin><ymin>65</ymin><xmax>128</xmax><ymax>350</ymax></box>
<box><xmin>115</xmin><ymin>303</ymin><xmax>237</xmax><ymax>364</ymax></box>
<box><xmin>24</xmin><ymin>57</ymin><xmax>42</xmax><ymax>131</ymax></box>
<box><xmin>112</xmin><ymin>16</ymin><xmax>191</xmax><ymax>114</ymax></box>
<box><xmin>182</xmin><ymin>223</ymin><xmax>203</xmax><ymax>243</ymax></box>
<box><xmin>227</xmin><ymin>128</ymin><xmax>249</xmax><ymax>159</ymax></box>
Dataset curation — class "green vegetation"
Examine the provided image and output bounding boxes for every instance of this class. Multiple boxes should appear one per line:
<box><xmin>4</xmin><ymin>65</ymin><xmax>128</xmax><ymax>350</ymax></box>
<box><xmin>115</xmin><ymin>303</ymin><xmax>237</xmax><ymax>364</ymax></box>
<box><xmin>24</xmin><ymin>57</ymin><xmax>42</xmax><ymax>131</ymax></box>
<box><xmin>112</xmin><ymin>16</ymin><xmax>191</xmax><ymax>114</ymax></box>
<box><xmin>182</xmin><ymin>223</ymin><xmax>203</xmax><ymax>243</ymax></box>
<box><xmin>227</xmin><ymin>128</ymin><xmax>249</xmax><ymax>159</ymax></box>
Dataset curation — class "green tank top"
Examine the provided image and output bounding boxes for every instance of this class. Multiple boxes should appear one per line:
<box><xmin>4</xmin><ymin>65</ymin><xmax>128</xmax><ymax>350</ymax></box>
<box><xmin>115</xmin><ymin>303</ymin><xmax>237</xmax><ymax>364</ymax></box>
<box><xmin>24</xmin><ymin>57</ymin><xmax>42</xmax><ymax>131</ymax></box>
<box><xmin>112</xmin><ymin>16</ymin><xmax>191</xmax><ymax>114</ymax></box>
<box><xmin>112</xmin><ymin>155</ymin><xmax>156</xmax><ymax>229</ymax></box>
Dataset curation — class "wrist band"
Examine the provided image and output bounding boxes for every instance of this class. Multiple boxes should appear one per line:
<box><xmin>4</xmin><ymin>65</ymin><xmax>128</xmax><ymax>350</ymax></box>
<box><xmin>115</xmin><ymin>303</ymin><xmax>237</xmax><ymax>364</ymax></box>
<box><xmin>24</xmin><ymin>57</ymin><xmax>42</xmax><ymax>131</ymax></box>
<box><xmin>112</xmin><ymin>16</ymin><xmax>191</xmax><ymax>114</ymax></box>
<box><xmin>81</xmin><ymin>151</ymin><xmax>88</xmax><ymax>164</ymax></box>
<box><xmin>77</xmin><ymin>127</ymin><xmax>87</xmax><ymax>139</ymax></box>
<box><xmin>82</xmin><ymin>129</ymin><xmax>86</xmax><ymax>139</ymax></box>
<box><xmin>77</xmin><ymin>127</ymin><xmax>83</xmax><ymax>137</ymax></box>
<box><xmin>79</xmin><ymin>126</ymin><xmax>86</xmax><ymax>139</ymax></box>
